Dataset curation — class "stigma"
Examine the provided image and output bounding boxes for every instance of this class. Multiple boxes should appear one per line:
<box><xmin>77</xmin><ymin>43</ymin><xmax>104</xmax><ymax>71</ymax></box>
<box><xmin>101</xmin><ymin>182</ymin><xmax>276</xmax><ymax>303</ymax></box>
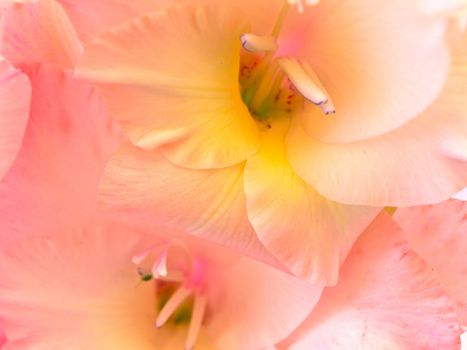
<box><xmin>132</xmin><ymin>243</ymin><xmax>208</xmax><ymax>350</ymax></box>
<box><xmin>288</xmin><ymin>0</ymin><xmax>320</xmax><ymax>13</ymax></box>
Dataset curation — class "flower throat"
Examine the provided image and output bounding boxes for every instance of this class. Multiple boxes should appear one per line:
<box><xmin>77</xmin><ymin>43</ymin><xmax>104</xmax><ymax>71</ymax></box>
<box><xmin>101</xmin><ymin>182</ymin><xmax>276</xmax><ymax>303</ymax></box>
<box><xmin>239</xmin><ymin>0</ymin><xmax>335</xmax><ymax>122</ymax></box>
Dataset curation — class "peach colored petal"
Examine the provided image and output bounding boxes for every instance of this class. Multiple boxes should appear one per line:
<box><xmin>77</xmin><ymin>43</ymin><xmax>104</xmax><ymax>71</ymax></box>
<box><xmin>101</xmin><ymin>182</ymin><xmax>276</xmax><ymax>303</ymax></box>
<box><xmin>55</xmin><ymin>0</ymin><xmax>167</xmax><ymax>43</ymax></box>
<box><xmin>0</xmin><ymin>57</ymin><xmax>30</xmax><ymax>180</ymax></box>
<box><xmin>286</xmin><ymin>45</ymin><xmax>467</xmax><ymax>206</ymax></box>
<box><xmin>394</xmin><ymin>200</ymin><xmax>467</xmax><ymax>326</ymax></box>
<box><xmin>244</xmin><ymin>118</ymin><xmax>379</xmax><ymax>284</ymax></box>
<box><xmin>0</xmin><ymin>0</ymin><xmax>82</xmax><ymax>68</ymax></box>
<box><xmin>98</xmin><ymin>142</ymin><xmax>282</xmax><ymax>270</ymax></box>
<box><xmin>279</xmin><ymin>0</ymin><xmax>452</xmax><ymax>143</ymax></box>
<box><xmin>0</xmin><ymin>64</ymin><xmax>121</xmax><ymax>246</ymax></box>
<box><xmin>280</xmin><ymin>213</ymin><xmax>461</xmax><ymax>350</ymax></box>
<box><xmin>77</xmin><ymin>4</ymin><xmax>260</xmax><ymax>169</ymax></box>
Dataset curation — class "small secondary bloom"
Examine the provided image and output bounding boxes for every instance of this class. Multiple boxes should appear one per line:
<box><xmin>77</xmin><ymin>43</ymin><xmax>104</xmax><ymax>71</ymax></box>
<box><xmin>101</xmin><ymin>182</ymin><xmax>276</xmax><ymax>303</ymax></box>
<box><xmin>0</xmin><ymin>224</ymin><xmax>321</xmax><ymax>350</ymax></box>
<box><xmin>76</xmin><ymin>1</ymin><xmax>467</xmax><ymax>284</ymax></box>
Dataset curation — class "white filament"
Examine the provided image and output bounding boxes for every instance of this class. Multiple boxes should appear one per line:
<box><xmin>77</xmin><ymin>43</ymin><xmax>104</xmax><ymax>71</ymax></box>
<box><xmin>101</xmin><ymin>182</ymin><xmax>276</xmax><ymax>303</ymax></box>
<box><xmin>185</xmin><ymin>293</ymin><xmax>208</xmax><ymax>350</ymax></box>
<box><xmin>155</xmin><ymin>286</ymin><xmax>192</xmax><ymax>328</ymax></box>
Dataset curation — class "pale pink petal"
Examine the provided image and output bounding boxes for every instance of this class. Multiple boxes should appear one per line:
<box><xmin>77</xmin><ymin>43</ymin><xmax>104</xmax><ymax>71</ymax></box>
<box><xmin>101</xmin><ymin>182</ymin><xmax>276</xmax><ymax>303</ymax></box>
<box><xmin>279</xmin><ymin>0</ymin><xmax>452</xmax><ymax>143</ymax></box>
<box><xmin>98</xmin><ymin>142</ymin><xmax>282</xmax><ymax>269</ymax></box>
<box><xmin>0</xmin><ymin>57</ymin><xmax>30</xmax><ymax>180</ymax></box>
<box><xmin>0</xmin><ymin>0</ymin><xmax>82</xmax><ymax>68</ymax></box>
<box><xmin>0</xmin><ymin>65</ymin><xmax>121</xmax><ymax>246</ymax></box>
<box><xmin>394</xmin><ymin>200</ymin><xmax>467</xmax><ymax>325</ymax></box>
<box><xmin>286</xmin><ymin>45</ymin><xmax>467</xmax><ymax>206</ymax></box>
<box><xmin>0</xmin><ymin>225</ymin><xmax>161</xmax><ymax>349</ymax></box>
<box><xmin>56</xmin><ymin>0</ymin><xmax>168</xmax><ymax>43</ymax></box>
<box><xmin>244</xmin><ymin>119</ymin><xmax>379</xmax><ymax>284</ymax></box>
<box><xmin>210</xmin><ymin>255</ymin><xmax>322</xmax><ymax>349</ymax></box>
<box><xmin>454</xmin><ymin>187</ymin><xmax>467</xmax><ymax>200</ymax></box>
<box><xmin>77</xmin><ymin>4</ymin><xmax>259</xmax><ymax>169</ymax></box>
<box><xmin>281</xmin><ymin>213</ymin><xmax>461</xmax><ymax>350</ymax></box>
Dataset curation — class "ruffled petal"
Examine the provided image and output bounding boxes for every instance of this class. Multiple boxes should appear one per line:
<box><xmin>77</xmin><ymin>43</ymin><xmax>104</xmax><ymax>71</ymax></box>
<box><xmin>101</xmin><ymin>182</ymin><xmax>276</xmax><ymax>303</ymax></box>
<box><xmin>281</xmin><ymin>213</ymin><xmax>461</xmax><ymax>350</ymax></box>
<box><xmin>0</xmin><ymin>0</ymin><xmax>82</xmax><ymax>68</ymax></box>
<box><xmin>0</xmin><ymin>57</ymin><xmax>30</xmax><ymax>180</ymax></box>
<box><xmin>244</xmin><ymin>118</ymin><xmax>379</xmax><ymax>284</ymax></box>
<box><xmin>98</xmin><ymin>142</ymin><xmax>281</xmax><ymax>268</ymax></box>
<box><xmin>394</xmin><ymin>200</ymin><xmax>467</xmax><ymax>325</ymax></box>
<box><xmin>286</xmin><ymin>44</ymin><xmax>467</xmax><ymax>206</ymax></box>
<box><xmin>279</xmin><ymin>0</ymin><xmax>453</xmax><ymax>143</ymax></box>
<box><xmin>77</xmin><ymin>4</ymin><xmax>259</xmax><ymax>169</ymax></box>
<box><xmin>0</xmin><ymin>64</ymin><xmax>121</xmax><ymax>246</ymax></box>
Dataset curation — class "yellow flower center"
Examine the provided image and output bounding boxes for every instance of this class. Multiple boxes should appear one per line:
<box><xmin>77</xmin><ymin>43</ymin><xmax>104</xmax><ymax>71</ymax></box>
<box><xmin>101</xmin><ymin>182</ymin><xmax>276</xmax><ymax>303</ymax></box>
<box><xmin>239</xmin><ymin>0</ymin><xmax>334</xmax><ymax>123</ymax></box>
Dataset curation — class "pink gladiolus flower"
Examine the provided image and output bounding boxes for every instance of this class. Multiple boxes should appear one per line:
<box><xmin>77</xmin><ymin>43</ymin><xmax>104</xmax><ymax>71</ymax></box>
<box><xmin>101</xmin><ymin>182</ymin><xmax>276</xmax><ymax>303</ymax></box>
<box><xmin>1</xmin><ymin>1</ymin><xmax>467</xmax><ymax>349</ymax></box>
<box><xmin>75</xmin><ymin>1</ymin><xmax>467</xmax><ymax>284</ymax></box>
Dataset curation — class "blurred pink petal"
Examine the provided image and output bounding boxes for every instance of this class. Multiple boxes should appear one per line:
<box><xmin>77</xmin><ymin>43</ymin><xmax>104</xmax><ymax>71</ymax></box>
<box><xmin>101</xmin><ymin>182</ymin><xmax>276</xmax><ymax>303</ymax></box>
<box><xmin>0</xmin><ymin>0</ymin><xmax>82</xmax><ymax>67</ymax></box>
<box><xmin>395</xmin><ymin>199</ymin><xmax>467</xmax><ymax>326</ymax></box>
<box><xmin>0</xmin><ymin>57</ymin><xmax>30</xmax><ymax>180</ymax></box>
<box><xmin>280</xmin><ymin>213</ymin><xmax>462</xmax><ymax>350</ymax></box>
<box><xmin>0</xmin><ymin>64</ymin><xmax>121</xmax><ymax>246</ymax></box>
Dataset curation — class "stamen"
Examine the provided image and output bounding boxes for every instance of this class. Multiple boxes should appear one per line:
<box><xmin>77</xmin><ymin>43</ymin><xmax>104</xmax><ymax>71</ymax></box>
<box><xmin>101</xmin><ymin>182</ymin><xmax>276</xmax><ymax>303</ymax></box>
<box><xmin>240</xmin><ymin>34</ymin><xmax>278</xmax><ymax>53</ymax></box>
<box><xmin>156</xmin><ymin>285</ymin><xmax>192</xmax><ymax>328</ymax></box>
<box><xmin>185</xmin><ymin>293</ymin><xmax>208</xmax><ymax>350</ymax></box>
<box><xmin>152</xmin><ymin>246</ymin><xmax>169</xmax><ymax>278</ymax></box>
<box><xmin>301</xmin><ymin>62</ymin><xmax>336</xmax><ymax>115</ymax></box>
<box><xmin>278</xmin><ymin>58</ymin><xmax>328</xmax><ymax>106</ymax></box>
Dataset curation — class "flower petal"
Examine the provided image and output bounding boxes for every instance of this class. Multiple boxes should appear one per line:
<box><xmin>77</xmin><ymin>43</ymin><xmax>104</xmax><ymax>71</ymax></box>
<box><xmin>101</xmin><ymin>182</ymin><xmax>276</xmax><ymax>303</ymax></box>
<box><xmin>0</xmin><ymin>57</ymin><xmax>30</xmax><ymax>180</ymax></box>
<box><xmin>454</xmin><ymin>187</ymin><xmax>467</xmax><ymax>200</ymax></box>
<box><xmin>55</xmin><ymin>0</ymin><xmax>165</xmax><ymax>43</ymax></box>
<box><xmin>98</xmin><ymin>142</ymin><xmax>281</xmax><ymax>269</ymax></box>
<box><xmin>244</xmin><ymin>118</ymin><xmax>379</xmax><ymax>284</ymax></box>
<box><xmin>211</xmin><ymin>255</ymin><xmax>322</xmax><ymax>349</ymax></box>
<box><xmin>286</xmin><ymin>46</ymin><xmax>467</xmax><ymax>206</ymax></box>
<box><xmin>281</xmin><ymin>213</ymin><xmax>461</xmax><ymax>350</ymax></box>
<box><xmin>0</xmin><ymin>64</ymin><xmax>121</xmax><ymax>246</ymax></box>
<box><xmin>0</xmin><ymin>0</ymin><xmax>82</xmax><ymax>68</ymax></box>
<box><xmin>394</xmin><ymin>200</ymin><xmax>467</xmax><ymax>326</ymax></box>
<box><xmin>280</xmin><ymin>0</ymin><xmax>452</xmax><ymax>143</ymax></box>
<box><xmin>77</xmin><ymin>4</ymin><xmax>259</xmax><ymax>169</ymax></box>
